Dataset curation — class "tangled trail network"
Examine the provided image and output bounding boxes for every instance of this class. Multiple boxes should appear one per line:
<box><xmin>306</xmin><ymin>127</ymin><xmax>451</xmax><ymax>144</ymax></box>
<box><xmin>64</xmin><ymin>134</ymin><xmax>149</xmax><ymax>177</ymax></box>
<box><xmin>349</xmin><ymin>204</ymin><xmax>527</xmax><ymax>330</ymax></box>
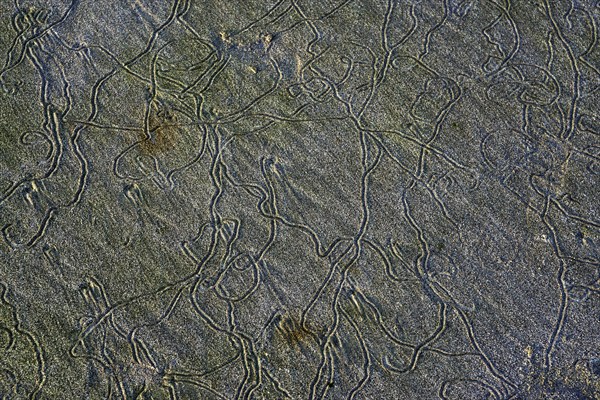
<box><xmin>0</xmin><ymin>0</ymin><xmax>599</xmax><ymax>399</ymax></box>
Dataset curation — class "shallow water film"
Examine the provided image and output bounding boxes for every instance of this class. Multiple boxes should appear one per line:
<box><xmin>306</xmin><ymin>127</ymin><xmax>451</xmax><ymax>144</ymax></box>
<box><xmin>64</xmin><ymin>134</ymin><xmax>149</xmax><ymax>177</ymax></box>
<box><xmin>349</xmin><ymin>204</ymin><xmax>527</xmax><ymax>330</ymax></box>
<box><xmin>0</xmin><ymin>0</ymin><xmax>599</xmax><ymax>399</ymax></box>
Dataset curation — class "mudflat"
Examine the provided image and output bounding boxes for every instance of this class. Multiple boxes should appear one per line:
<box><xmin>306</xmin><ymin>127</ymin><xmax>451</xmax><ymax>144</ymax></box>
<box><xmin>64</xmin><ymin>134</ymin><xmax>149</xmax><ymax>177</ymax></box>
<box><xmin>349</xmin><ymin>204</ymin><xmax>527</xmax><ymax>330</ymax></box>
<box><xmin>0</xmin><ymin>1</ymin><xmax>598</xmax><ymax>398</ymax></box>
